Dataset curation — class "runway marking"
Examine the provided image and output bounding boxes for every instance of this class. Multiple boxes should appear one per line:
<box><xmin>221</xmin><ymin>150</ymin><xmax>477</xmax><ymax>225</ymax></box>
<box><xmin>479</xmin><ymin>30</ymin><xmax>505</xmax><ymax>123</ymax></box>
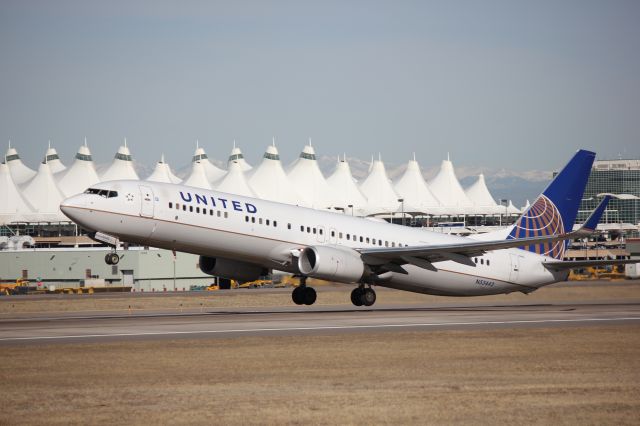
<box><xmin>2</xmin><ymin>316</ymin><xmax>640</xmax><ymax>342</ymax></box>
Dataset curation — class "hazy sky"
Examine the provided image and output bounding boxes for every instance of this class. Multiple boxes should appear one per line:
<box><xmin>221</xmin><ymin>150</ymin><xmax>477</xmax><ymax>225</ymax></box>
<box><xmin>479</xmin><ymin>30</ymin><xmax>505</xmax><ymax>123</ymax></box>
<box><xmin>1</xmin><ymin>0</ymin><xmax>639</xmax><ymax>171</ymax></box>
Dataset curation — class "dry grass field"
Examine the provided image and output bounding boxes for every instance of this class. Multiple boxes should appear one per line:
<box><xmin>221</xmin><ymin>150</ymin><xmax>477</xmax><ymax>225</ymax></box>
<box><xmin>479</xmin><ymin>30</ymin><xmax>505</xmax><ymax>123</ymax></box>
<box><xmin>1</xmin><ymin>326</ymin><xmax>639</xmax><ymax>425</ymax></box>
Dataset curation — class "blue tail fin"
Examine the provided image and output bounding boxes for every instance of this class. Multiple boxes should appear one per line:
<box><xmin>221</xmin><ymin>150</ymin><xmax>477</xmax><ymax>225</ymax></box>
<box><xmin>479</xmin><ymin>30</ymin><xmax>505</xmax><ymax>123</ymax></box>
<box><xmin>508</xmin><ymin>149</ymin><xmax>596</xmax><ymax>259</ymax></box>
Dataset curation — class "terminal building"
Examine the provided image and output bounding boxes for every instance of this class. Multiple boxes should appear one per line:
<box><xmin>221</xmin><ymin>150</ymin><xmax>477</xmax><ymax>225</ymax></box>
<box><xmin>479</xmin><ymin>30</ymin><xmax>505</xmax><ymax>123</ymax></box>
<box><xmin>2</xmin><ymin>143</ymin><xmax>639</xmax><ymax>290</ymax></box>
<box><xmin>576</xmin><ymin>159</ymin><xmax>640</xmax><ymax>236</ymax></box>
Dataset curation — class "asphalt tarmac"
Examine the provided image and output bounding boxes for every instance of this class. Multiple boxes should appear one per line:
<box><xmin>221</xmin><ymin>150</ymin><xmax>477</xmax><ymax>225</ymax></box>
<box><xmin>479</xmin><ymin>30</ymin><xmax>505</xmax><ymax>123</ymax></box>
<box><xmin>2</xmin><ymin>299</ymin><xmax>639</xmax><ymax>345</ymax></box>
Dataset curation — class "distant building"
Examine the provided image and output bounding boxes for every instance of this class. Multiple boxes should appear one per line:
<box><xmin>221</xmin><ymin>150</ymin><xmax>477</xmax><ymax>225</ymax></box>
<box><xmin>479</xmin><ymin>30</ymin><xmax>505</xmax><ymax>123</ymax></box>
<box><xmin>577</xmin><ymin>159</ymin><xmax>640</xmax><ymax>233</ymax></box>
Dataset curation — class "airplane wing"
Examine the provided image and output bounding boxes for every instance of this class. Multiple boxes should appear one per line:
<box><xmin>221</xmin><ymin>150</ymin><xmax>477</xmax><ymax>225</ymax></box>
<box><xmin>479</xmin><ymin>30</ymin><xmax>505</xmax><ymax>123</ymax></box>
<box><xmin>357</xmin><ymin>196</ymin><xmax>611</xmax><ymax>273</ymax></box>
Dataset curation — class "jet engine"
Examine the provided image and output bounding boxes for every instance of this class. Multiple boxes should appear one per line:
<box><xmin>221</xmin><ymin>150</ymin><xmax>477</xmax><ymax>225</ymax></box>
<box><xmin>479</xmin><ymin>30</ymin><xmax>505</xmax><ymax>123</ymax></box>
<box><xmin>298</xmin><ymin>245</ymin><xmax>365</xmax><ymax>283</ymax></box>
<box><xmin>198</xmin><ymin>256</ymin><xmax>268</xmax><ymax>282</ymax></box>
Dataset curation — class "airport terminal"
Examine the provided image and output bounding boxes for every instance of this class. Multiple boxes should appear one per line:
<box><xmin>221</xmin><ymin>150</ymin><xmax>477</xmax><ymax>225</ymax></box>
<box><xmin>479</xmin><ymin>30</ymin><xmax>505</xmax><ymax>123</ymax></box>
<box><xmin>1</xmin><ymin>142</ymin><xmax>639</xmax><ymax>292</ymax></box>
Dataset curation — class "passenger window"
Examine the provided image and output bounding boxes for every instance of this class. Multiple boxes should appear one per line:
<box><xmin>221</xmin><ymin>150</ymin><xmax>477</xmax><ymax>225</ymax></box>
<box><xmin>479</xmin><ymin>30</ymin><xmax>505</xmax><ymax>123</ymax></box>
<box><xmin>313</xmin><ymin>228</ymin><xmax>316</xmax><ymax>234</ymax></box>
<box><xmin>176</xmin><ymin>203</ymin><xmax>180</xmax><ymax>210</ymax></box>
<box><xmin>251</xmin><ymin>217</ymin><xmax>255</xmax><ymax>223</ymax></box>
<box><xmin>217</xmin><ymin>211</ymin><xmax>221</xmax><ymax>217</ymax></box>
<box><xmin>189</xmin><ymin>206</ymin><xmax>193</xmax><ymax>213</ymax></box>
<box><xmin>359</xmin><ymin>236</ymin><xmax>363</xmax><ymax>243</ymax></box>
<box><xmin>196</xmin><ymin>207</ymin><xmax>200</xmax><ymax>213</ymax></box>
<box><xmin>347</xmin><ymin>234</ymin><xmax>350</xmax><ymax>240</ymax></box>
<box><xmin>288</xmin><ymin>223</ymin><xmax>291</xmax><ymax>230</ymax></box>
<box><xmin>339</xmin><ymin>232</ymin><xmax>343</xmax><ymax>239</ymax></box>
<box><xmin>245</xmin><ymin>216</ymin><xmax>249</xmax><ymax>222</ymax></box>
<box><xmin>266</xmin><ymin>219</ymin><xmax>270</xmax><ymax>226</ymax></box>
<box><xmin>307</xmin><ymin>227</ymin><xmax>311</xmax><ymax>233</ymax></box>
<box><xmin>487</xmin><ymin>260</ymin><xmax>490</xmax><ymax>266</ymax></box>
<box><xmin>392</xmin><ymin>242</ymin><xmax>396</xmax><ymax>247</ymax></box>
<box><xmin>182</xmin><ymin>205</ymin><xmax>186</xmax><ymax>211</ymax></box>
<box><xmin>169</xmin><ymin>202</ymin><xmax>173</xmax><ymax>209</ymax></box>
<box><xmin>210</xmin><ymin>209</ymin><xmax>213</xmax><ymax>215</ymax></box>
<box><xmin>378</xmin><ymin>240</ymin><xmax>382</xmax><ymax>246</ymax></box>
<box><xmin>319</xmin><ymin>229</ymin><xmax>323</xmax><ymax>235</ymax></box>
<box><xmin>366</xmin><ymin>237</ymin><xmax>370</xmax><ymax>244</ymax></box>
<box><xmin>385</xmin><ymin>241</ymin><xmax>389</xmax><ymax>247</ymax></box>
<box><xmin>481</xmin><ymin>259</ymin><xmax>484</xmax><ymax>265</ymax></box>
<box><xmin>474</xmin><ymin>258</ymin><xmax>478</xmax><ymax>264</ymax></box>
<box><xmin>273</xmin><ymin>221</ymin><xmax>277</xmax><ymax>227</ymax></box>
<box><xmin>224</xmin><ymin>212</ymin><xmax>228</xmax><ymax>218</ymax></box>
<box><xmin>372</xmin><ymin>238</ymin><xmax>375</xmax><ymax>244</ymax></box>
<box><xmin>331</xmin><ymin>231</ymin><xmax>335</xmax><ymax>237</ymax></box>
<box><xmin>259</xmin><ymin>218</ymin><xmax>263</xmax><ymax>225</ymax></box>
<box><xmin>300</xmin><ymin>226</ymin><xmax>304</xmax><ymax>232</ymax></box>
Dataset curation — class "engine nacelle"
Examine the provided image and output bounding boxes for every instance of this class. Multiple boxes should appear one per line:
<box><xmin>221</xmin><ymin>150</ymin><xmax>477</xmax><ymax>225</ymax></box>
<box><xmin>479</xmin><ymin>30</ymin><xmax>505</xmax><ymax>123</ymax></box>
<box><xmin>198</xmin><ymin>256</ymin><xmax>268</xmax><ymax>282</ymax></box>
<box><xmin>298</xmin><ymin>245</ymin><xmax>365</xmax><ymax>283</ymax></box>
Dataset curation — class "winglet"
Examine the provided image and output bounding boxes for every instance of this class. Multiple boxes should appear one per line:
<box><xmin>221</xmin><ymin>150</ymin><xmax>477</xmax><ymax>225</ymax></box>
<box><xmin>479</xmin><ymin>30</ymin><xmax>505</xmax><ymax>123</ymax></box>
<box><xmin>581</xmin><ymin>195</ymin><xmax>611</xmax><ymax>232</ymax></box>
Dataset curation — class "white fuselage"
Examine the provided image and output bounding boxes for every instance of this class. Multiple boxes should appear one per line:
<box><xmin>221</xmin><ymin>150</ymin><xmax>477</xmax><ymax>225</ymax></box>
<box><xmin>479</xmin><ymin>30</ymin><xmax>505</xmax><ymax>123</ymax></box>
<box><xmin>60</xmin><ymin>180</ymin><xmax>568</xmax><ymax>296</ymax></box>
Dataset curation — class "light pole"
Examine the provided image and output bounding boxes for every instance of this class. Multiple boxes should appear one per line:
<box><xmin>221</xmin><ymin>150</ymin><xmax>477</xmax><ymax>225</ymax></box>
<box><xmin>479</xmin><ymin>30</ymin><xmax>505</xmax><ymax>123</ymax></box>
<box><xmin>500</xmin><ymin>199</ymin><xmax>508</xmax><ymax>226</ymax></box>
<box><xmin>398</xmin><ymin>198</ymin><xmax>405</xmax><ymax>226</ymax></box>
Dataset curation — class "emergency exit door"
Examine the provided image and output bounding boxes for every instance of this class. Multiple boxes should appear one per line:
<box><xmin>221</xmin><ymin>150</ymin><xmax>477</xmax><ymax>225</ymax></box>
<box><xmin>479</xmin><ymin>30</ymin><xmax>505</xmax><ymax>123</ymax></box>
<box><xmin>139</xmin><ymin>185</ymin><xmax>155</xmax><ymax>218</ymax></box>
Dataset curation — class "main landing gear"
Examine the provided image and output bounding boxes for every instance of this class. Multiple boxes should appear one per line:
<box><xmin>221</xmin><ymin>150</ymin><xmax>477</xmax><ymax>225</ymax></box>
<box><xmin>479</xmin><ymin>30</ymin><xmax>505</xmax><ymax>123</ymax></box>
<box><xmin>104</xmin><ymin>251</ymin><xmax>120</xmax><ymax>265</ymax></box>
<box><xmin>351</xmin><ymin>285</ymin><xmax>376</xmax><ymax>307</ymax></box>
<box><xmin>292</xmin><ymin>277</ymin><xmax>317</xmax><ymax>306</ymax></box>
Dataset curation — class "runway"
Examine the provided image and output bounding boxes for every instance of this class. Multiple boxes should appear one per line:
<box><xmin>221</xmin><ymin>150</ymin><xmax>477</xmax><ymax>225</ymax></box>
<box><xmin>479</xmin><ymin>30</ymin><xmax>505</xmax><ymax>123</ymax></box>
<box><xmin>2</xmin><ymin>300</ymin><xmax>639</xmax><ymax>345</ymax></box>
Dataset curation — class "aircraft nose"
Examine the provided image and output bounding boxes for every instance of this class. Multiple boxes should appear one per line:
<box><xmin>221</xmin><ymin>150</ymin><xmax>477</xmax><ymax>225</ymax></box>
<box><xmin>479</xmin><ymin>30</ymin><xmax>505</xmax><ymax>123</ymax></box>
<box><xmin>60</xmin><ymin>194</ymin><xmax>86</xmax><ymax>220</ymax></box>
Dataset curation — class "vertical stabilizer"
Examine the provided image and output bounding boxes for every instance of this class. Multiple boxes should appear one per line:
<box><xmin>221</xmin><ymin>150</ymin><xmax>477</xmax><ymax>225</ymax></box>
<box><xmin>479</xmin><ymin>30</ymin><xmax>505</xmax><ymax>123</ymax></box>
<box><xmin>508</xmin><ymin>149</ymin><xmax>595</xmax><ymax>259</ymax></box>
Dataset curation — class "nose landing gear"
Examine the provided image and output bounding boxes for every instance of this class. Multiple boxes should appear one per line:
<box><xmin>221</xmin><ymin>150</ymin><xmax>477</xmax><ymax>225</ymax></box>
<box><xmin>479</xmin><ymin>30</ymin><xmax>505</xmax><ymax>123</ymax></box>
<box><xmin>105</xmin><ymin>252</ymin><xmax>120</xmax><ymax>265</ymax></box>
<box><xmin>351</xmin><ymin>285</ymin><xmax>376</xmax><ymax>307</ymax></box>
<box><xmin>291</xmin><ymin>277</ymin><xmax>317</xmax><ymax>306</ymax></box>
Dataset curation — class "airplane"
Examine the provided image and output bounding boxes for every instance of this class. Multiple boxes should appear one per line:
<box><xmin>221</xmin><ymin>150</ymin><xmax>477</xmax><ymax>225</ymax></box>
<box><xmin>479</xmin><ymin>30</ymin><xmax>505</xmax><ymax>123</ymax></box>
<box><xmin>59</xmin><ymin>149</ymin><xmax>633</xmax><ymax>307</ymax></box>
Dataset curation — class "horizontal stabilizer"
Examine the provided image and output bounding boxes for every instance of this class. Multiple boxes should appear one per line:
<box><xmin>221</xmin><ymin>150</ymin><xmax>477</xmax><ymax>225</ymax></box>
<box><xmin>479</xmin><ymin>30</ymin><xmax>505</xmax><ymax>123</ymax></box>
<box><xmin>543</xmin><ymin>258</ymin><xmax>638</xmax><ymax>271</ymax></box>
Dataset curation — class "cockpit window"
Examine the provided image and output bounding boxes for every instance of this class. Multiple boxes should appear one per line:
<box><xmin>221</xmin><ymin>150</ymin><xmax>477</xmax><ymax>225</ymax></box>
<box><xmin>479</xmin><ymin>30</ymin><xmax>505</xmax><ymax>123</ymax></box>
<box><xmin>84</xmin><ymin>188</ymin><xmax>118</xmax><ymax>198</ymax></box>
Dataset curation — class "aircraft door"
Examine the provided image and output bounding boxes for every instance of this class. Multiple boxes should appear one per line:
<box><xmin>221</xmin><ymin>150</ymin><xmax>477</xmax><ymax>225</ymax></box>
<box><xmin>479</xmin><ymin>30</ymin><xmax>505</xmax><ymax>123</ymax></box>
<box><xmin>317</xmin><ymin>225</ymin><xmax>326</xmax><ymax>243</ymax></box>
<box><xmin>139</xmin><ymin>185</ymin><xmax>155</xmax><ymax>218</ymax></box>
<box><xmin>509</xmin><ymin>253</ymin><xmax>520</xmax><ymax>282</ymax></box>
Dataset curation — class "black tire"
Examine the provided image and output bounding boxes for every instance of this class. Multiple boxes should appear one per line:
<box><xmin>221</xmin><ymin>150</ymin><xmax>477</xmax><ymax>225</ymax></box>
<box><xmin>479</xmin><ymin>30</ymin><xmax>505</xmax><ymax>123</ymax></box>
<box><xmin>292</xmin><ymin>286</ymin><xmax>305</xmax><ymax>305</ymax></box>
<box><xmin>303</xmin><ymin>287</ymin><xmax>317</xmax><ymax>305</ymax></box>
<box><xmin>109</xmin><ymin>253</ymin><xmax>120</xmax><ymax>265</ymax></box>
<box><xmin>351</xmin><ymin>288</ymin><xmax>363</xmax><ymax>306</ymax></box>
<box><xmin>362</xmin><ymin>288</ymin><xmax>376</xmax><ymax>307</ymax></box>
<box><xmin>105</xmin><ymin>254</ymin><xmax>112</xmax><ymax>265</ymax></box>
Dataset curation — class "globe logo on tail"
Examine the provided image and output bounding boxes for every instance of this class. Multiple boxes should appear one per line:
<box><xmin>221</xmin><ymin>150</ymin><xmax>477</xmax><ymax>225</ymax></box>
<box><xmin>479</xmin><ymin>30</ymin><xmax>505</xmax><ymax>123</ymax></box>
<box><xmin>508</xmin><ymin>195</ymin><xmax>566</xmax><ymax>259</ymax></box>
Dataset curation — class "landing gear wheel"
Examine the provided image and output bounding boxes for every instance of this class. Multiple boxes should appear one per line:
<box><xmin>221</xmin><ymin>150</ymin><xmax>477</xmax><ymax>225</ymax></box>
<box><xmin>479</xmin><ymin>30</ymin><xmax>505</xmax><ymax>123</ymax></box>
<box><xmin>303</xmin><ymin>287</ymin><xmax>317</xmax><ymax>306</ymax></box>
<box><xmin>362</xmin><ymin>288</ymin><xmax>376</xmax><ymax>307</ymax></box>
<box><xmin>351</xmin><ymin>288</ymin><xmax>363</xmax><ymax>306</ymax></box>
<box><xmin>107</xmin><ymin>252</ymin><xmax>120</xmax><ymax>265</ymax></box>
<box><xmin>292</xmin><ymin>286</ymin><xmax>305</xmax><ymax>305</ymax></box>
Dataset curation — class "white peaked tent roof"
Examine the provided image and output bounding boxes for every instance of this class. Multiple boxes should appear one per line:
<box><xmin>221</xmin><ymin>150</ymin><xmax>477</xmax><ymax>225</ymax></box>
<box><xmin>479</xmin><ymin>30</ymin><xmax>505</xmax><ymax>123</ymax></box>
<box><xmin>44</xmin><ymin>143</ymin><xmax>66</xmax><ymax>174</ymax></box>
<box><xmin>146</xmin><ymin>154</ymin><xmax>181</xmax><ymax>184</ymax></box>
<box><xmin>193</xmin><ymin>143</ymin><xmax>226</xmax><ymax>182</ymax></box>
<box><xmin>21</xmin><ymin>161</ymin><xmax>67</xmax><ymax>221</ymax></box>
<box><xmin>326</xmin><ymin>157</ymin><xmax>368</xmax><ymax>215</ymax></box>
<box><xmin>5</xmin><ymin>145</ymin><xmax>36</xmax><ymax>185</ymax></box>
<box><xmin>287</xmin><ymin>144</ymin><xmax>334</xmax><ymax>209</ymax></box>
<box><xmin>100</xmin><ymin>142</ymin><xmax>140</xmax><ymax>181</ymax></box>
<box><xmin>228</xmin><ymin>143</ymin><xmax>252</xmax><ymax>171</ymax></box>
<box><xmin>393</xmin><ymin>157</ymin><xmax>441</xmax><ymax>214</ymax></box>
<box><xmin>427</xmin><ymin>156</ymin><xmax>474</xmax><ymax>214</ymax></box>
<box><xmin>216</xmin><ymin>159</ymin><xmax>255</xmax><ymax>197</ymax></box>
<box><xmin>464</xmin><ymin>174</ymin><xmax>501</xmax><ymax>214</ymax></box>
<box><xmin>57</xmin><ymin>143</ymin><xmax>101</xmax><ymax>197</ymax></box>
<box><xmin>507</xmin><ymin>200</ymin><xmax>521</xmax><ymax>215</ymax></box>
<box><xmin>0</xmin><ymin>162</ymin><xmax>34</xmax><ymax>224</ymax></box>
<box><xmin>183</xmin><ymin>161</ymin><xmax>212</xmax><ymax>189</ymax></box>
<box><xmin>359</xmin><ymin>157</ymin><xmax>400</xmax><ymax>215</ymax></box>
<box><xmin>521</xmin><ymin>200</ymin><xmax>531</xmax><ymax>211</ymax></box>
<box><xmin>248</xmin><ymin>145</ymin><xmax>301</xmax><ymax>205</ymax></box>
